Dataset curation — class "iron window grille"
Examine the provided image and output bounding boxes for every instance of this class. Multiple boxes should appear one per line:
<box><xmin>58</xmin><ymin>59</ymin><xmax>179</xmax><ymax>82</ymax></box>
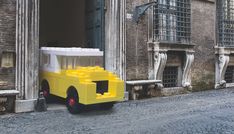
<box><xmin>153</xmin><ymin>0</ymin><xmax>191</xmax><ymax>44</ymax></box>
<box><xmin>217</xmin><ymin>0</ymin><xmax>234</xmax><ymax>47</ymax></box>
<box><xmin>225</xmin><ymin>66</ymin><xmax>234</xmax><ymax>83</ymax></box>
<box><xmin>163</xmin><ymin>66</ymin><xmax>178</xmax><ymax>87</ymax></box>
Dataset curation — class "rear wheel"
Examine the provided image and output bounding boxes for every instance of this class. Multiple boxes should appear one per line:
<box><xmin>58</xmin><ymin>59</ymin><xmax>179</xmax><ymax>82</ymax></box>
<box><xmin>40</xmin><ymin>81</ymin><xmax>50</xmax><ymax>102</ymax></box>
<box><xmin>66</xmin><ymin>88</ymin><xmax>84</xmax><ymax>114</ymax></box>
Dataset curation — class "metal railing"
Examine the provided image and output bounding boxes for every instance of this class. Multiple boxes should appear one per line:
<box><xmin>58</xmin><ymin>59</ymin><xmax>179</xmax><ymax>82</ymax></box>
<box><xmin>217</xmin><ymin>0</ymin><xmax>234</xmax><ymax>47</ymax></box>
<box><xmin>153</xmin><ymin>0</ymin><xmax>191</xmax><ymax>44</ymax></box>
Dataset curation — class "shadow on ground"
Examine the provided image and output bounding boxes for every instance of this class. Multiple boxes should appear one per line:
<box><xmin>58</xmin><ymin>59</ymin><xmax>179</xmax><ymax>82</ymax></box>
<box><xmin>46</xmin><ymin>95</ymin><xmax>116</xmax><ymax>114</ymax></box>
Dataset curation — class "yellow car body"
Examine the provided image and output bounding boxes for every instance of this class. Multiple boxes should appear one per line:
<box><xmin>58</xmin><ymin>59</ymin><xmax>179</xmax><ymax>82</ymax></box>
<box><xmin>40</xmin><ymin>66</ymin><xmax>124</xmax><ymax>105</ymax></box>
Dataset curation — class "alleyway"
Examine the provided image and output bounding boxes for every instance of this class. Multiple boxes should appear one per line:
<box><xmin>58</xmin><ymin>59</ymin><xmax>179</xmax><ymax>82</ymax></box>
<box><xmin>1</xmin><ymin>88</ymin><xmax>234</xmax><ymax>134</ymax></box>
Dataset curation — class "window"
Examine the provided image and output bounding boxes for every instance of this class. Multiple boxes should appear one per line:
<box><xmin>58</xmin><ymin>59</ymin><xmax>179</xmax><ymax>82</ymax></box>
<box><xmin>61</xmin><ymin>57</ymin><xmax>75</xmax><ymax>70</ymax></box>
<box><xmin>61</xmin><ymin>56</ymin><xmax>103</xmax><ymax>70</ymax></box>
<box><xmin>42</xmin><ymin>54</ymin><xmax>50</xmax><ymax>66</ymax></box>
<box><xmin>163</xmin><ymin>66</ymin><xmax>178</xmax><ymax>87</ymax></box>
<box><xmin>217</xmin><ymin>0</ymin><xmax>234</xmax><ymax>47</ymax></box>
<box><xmin>225</xmin><ymin>66</ymin><xmax>234</xmax><ymax>83</ymax></box>
<box><xmin>76</xmin><ymin>56</ymin><xmax>103</xmax><ymax>67</ymax></box>
<box><xmin>153</xmin><ymin>0</ymin><xmax>191</xmax><ymax>43</ymax></box>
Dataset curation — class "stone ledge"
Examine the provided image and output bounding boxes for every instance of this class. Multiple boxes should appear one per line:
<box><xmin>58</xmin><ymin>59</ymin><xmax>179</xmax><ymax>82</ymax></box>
<box><xmin>126</xmin><ymin>80</ymin><xmax>161</xmax><ymax>85</ymax></box>
<box><xmin>202</xmin><ymin>0</ymin><xmax>215</xmax><ymax>3</ymax></box>
<box><xmin>161</xmin><ymin>87</ymin><xmax>190</xmax><ymax>96</ymax></box>
<box><xmin>0</xmin><ymin>90</ymin><xmax>19</xmax><ymax>96</ymax></box>
<box><xmin>15</xmin><ymin>99</ymin><xmax>37</xmax><ymax>113</ymax></box>
<box><xmin>148</xmin><ymin>42</ymin><xmax>195</xmax><ymax>53</ymax></box>
<box><xmin>195</xmin><ymin>0</ymin><xmax>215</xmax><ymax>3</ymax></box>
<box><xmin>214</xmin><ymin>47</ymin><xmax>234</xmax><ymax>55</ymax></box>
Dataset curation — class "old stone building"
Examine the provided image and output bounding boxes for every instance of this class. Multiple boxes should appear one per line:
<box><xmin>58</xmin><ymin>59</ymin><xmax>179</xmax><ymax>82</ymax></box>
<box><xmin>126</xmin><ymin>0</ymin><xmax>217</xmax><ymax>98</ymax></box>
<box><xmin>0</xmin><ymin>0</ymin><xmax>233</xmax><ymax>112</ymax></box>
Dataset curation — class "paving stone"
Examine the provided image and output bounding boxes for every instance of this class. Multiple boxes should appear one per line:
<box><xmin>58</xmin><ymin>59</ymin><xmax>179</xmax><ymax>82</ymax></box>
<box><xmin>1</xmin><ymin>88</ymin><xmax>234</xmax><ymax>134</ymax></box>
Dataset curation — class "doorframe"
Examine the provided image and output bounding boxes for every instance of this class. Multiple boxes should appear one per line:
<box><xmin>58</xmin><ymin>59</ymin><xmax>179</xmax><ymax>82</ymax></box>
<box><xmin>105</xmin><ymin>0</ymin><xmax>126</xmax><ymax>81</ymax></box>
<box><xmin>15</xmin><ymin>0</ymin><xmax>126</xmax><ymax>101</ymax></box>
<box><xmin>15</xmin><ymin>0</ymin><xmax>40</xmax><ymax>100</ymax></box>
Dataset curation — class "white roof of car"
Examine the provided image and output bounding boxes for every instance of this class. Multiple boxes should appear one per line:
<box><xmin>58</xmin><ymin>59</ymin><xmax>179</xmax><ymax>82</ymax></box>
<box><xmin>40</xmin><ymin>47</ymin><xmax>103</xmax><ymax>56</ymax></box>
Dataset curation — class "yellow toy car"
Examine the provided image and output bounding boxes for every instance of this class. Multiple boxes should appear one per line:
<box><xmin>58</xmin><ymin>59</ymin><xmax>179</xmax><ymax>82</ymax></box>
<box><xmin>40</xmin><ymin>47</ymin><xmax>124</xmax><ymax>114</ymax></box>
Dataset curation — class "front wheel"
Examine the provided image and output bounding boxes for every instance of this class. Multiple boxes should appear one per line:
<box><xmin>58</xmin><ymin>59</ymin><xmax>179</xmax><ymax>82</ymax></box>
<box><xmin>66</xmin><ymin>90</ymin><xmax>84</xmax><ymax>114</ymax></box>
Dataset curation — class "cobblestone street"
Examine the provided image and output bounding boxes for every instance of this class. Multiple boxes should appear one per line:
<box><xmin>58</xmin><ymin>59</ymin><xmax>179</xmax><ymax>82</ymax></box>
<box><xmin>1</xmin><ymin>88</ymin><xmax>234</xmax><ymax>134</ymax></box>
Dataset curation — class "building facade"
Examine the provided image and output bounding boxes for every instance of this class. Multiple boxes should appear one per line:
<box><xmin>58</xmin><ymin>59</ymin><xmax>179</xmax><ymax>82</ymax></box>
<box><xmin>126</xmin><ymin>0</ymin><xmax>216</xmax><ymax>98</ymax></box>
<box><xmin>0</xmin><ymin>0</ymin><xmax>233</xmax><ymax>112</ymax></box>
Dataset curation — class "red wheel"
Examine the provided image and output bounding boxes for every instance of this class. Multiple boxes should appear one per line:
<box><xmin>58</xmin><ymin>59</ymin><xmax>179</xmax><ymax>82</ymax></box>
<box><xmin>66</xmin><ymin>88</ymin><xmax>84</xmax><ymax>114</ymax></box>
<box><xmin>40</xmin><ymin>81</ymin><xmax>50</xmax><ymax>102</ymax></box>
<box><xmin>68</xmin><ymin>98</ymin><xmax>76</xmax><ymax>107</ymax></box>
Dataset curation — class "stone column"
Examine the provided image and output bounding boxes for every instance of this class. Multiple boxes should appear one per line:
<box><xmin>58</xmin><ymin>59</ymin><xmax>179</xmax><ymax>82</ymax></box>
<box><xmin>105</xmin><ymin>0</ymin><xmax>126</xmax><ymax>80</ymax></box>
<box><xmin>105</xmin><ymin>0</ymin><xmax>119</xmax><ymax>73</ymax></box>
<box><xmin>119</xmin><ymin>0</ymin><xmax>126</xmax><ymax>81</ymax></box>
<box><xmin>105</xmin><ymin>0</ymin><xmax>127</xmax><ymax>99</ymax></box>
<box><xmin>15</xmin><ymin>0</ymin><xmax>40</xmax><ymax>112</ymax></box>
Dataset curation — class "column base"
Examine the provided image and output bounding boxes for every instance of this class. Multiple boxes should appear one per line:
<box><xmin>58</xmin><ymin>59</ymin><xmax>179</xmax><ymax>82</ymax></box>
<box><xmin>15</xmin><ymin>99</ymin><xmax>37</xmax><ymax>113</ymax></box>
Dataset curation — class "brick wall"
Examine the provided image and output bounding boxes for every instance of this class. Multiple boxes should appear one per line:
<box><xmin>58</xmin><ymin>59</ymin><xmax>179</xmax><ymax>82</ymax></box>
<box><xmin>126</xmin><ymin>0</ymin><xmax>149</xmax><ymax>80</ymax></box>
<box><xmin>0</xmin><ymin>0</ymin><xmax>16</xmax><ymax>89</ymax></box>
<box><xmin>125</xmin><ymin>0</ymin><xmax>216</xmax><ymax>91</ymax></box>
<box><xmin>190</xmin><ymin>0</ymin><xmax>216</xmax><ymax>91</ymax></box>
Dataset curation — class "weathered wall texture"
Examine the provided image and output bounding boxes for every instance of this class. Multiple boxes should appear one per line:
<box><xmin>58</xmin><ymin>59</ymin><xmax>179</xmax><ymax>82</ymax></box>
<box><xmin>190</xmin><ymin>0</ymin><xmax>216</xmax><ymax>91</ymax></box>
<box><xmin>126</xmin><ymin>0</ymin><xmax>149</xmax><ymax>80</ymax></box>
<box><xmin>0</xmin><ymin>0</ymin><xmax>16</xmax><ymax>89</ymax></box>
<box><xmin>126</xmin><ymin>0</ymin><xmax>216</xmax><ymax>91</ymax></box>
